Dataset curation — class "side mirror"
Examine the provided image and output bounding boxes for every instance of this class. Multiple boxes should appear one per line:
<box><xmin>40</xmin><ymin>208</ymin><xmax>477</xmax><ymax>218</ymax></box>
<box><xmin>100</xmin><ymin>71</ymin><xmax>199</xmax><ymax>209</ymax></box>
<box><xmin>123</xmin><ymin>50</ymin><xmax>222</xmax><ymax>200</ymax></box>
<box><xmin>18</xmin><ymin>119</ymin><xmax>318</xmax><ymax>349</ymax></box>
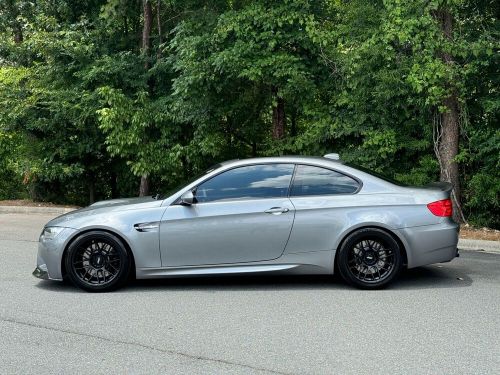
<box><xmin>179</xmin><ymin>190</ymin><xmax>196</xmax><ymax>206</ymax></box>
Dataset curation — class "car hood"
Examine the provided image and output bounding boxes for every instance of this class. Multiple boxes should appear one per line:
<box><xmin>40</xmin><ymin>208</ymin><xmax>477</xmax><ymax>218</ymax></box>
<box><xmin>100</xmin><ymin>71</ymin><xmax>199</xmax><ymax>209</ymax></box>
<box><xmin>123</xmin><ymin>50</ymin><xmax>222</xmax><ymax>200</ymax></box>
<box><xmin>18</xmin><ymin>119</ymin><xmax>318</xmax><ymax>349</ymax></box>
<box><xmin>89</xmin><ymin>196</ymin><xmax>162</xmax><ymax>209</ymax></box>
<box><xmin>46</xmin><ymin>197</ymin><xmax>164</xmax><ymax>227</ymax></box>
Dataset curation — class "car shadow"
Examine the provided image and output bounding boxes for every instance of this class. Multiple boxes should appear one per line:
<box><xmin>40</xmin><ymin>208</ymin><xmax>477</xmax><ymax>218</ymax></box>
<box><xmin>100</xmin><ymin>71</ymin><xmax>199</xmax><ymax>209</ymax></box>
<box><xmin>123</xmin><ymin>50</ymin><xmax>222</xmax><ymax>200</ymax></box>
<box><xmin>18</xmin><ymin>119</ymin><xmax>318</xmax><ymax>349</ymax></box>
<box><xmin>35</xmin><ymin>278</ymin><xmax>84</xmax><ymax>293</ymax></box>
<box><xmin>126</xmin><ymin>274</ymin><xmax>347</xmax><ymax>292</ymax></box>
<box><xmin>125</xmin><ymin>265</ymin><xmax>472</xmax><ymax>292</ymax></box>
<box><xmin>394</xmin><ymin>265</ymin><xmax>472</xmax><ymax>290</ymax></box>
<box><xmin>35</xmin><ymin>264</ymin><xmax>472</xmax><ymax>293</ymax></box>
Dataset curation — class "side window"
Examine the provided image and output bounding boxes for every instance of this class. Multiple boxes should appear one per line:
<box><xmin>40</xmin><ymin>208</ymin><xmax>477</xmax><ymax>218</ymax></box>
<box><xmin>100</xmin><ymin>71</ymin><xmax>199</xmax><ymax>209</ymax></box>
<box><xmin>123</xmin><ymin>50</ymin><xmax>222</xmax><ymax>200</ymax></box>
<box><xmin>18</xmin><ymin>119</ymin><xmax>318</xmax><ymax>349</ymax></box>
<box><xmin>290</xmin><ymin>165</ymin><xmax>359</xmax><ymax>196</ymax></box>
<box><xmin>195</xmin><ymin>164</ymin><xmax>295</xmax><ymax>203</ymax></box>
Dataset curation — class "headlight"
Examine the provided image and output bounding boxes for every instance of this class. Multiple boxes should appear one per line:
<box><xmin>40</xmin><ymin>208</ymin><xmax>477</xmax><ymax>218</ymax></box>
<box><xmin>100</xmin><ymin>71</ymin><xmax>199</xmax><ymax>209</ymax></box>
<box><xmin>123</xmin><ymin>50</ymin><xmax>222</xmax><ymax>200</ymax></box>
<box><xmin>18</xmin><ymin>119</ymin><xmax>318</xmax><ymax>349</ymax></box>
<box><xmin>40</xmin><ymin>227</ymin><xmax>65</xmax><ymax>241</ymax></box>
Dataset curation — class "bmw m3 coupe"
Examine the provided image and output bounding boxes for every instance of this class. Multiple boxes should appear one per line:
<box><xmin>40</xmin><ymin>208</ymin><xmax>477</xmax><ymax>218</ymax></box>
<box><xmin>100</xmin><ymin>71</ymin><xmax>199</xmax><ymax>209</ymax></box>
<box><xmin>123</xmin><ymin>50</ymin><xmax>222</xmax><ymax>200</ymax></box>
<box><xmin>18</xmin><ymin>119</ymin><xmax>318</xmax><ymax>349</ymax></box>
<box><xmin>34</xmin><ymin>154</ymin><xmax>459</xmax><ymax>292</ymax></box>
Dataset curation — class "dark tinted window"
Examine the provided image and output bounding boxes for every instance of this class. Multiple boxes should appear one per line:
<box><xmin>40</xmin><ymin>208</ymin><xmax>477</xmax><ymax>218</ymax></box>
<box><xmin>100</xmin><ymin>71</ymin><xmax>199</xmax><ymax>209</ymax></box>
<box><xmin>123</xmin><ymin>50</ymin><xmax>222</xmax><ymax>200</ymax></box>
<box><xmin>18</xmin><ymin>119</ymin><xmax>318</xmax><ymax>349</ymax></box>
<box><xmin>291</xmin><ymin>165</ymin><xmax>359</xmax><ymax>196</ymax></box>
<box><xmin>163</xmin><ymin>164</ymin><xmax>222</xmax><ymax>198</ymax></box>
<box><xmin>196</xmin><ymin>164</ymin><xmax>295</xmax><ymax>203</ymax></box>
<box><xmin>345</xmin><ymin>163</ymin><xmax>407</xmax><ymax>186</ymax></box>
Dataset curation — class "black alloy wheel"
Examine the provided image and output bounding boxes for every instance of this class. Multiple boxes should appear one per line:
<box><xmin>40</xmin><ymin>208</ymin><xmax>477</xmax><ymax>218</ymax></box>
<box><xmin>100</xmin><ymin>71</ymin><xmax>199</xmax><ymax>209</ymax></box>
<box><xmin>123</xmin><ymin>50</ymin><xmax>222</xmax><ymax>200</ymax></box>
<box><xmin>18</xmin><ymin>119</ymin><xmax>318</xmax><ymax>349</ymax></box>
<box><xmin>337</xmin><ymin>228</ymin><xmax>403</xmax><ymax>289</ymax></box>
<box><xmin>65</xmin><ymin>231</ymin><xmax>131</xmax><ymax>292</ymax></box>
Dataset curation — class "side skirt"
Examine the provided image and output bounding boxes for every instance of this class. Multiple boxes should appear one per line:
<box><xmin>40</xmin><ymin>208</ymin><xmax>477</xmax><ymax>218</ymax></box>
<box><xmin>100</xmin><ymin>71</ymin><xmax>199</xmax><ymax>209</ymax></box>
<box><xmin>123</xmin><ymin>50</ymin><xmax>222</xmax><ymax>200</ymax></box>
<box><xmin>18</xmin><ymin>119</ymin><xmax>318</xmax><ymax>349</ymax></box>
<box><xmin>136</xmin><ymin>250</ymin><xmax>336</xmax><ymax>279</ymax></box>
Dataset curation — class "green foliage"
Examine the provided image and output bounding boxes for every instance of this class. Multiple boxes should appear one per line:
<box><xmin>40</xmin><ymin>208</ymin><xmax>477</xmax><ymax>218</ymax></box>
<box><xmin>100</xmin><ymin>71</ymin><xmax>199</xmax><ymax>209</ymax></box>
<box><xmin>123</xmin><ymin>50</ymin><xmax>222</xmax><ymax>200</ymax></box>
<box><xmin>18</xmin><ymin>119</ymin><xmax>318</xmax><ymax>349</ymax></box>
<box><xmin>0</xmin><ymin>129</ymin><xmax>25</xmax><ymax>199</ymax></box>
<box><xmin>0</xmin><ymin>0</ymin><xmax>498</xmax><ymax>226</ymax></box>
<box><xmin>168</xmin><ymin>0</ymin><xmax>333</xmax><ymax>165</ymax></box>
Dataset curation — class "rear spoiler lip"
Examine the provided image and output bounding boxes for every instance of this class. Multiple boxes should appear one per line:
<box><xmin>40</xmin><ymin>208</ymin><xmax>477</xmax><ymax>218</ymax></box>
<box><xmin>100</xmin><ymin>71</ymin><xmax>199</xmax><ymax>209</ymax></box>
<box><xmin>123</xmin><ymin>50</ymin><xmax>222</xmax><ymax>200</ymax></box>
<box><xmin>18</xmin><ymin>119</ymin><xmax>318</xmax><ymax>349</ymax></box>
<box><xmin>424</xmin><ymin>182</ymin><xmax>453</xmax><ymax>193</ymax></box>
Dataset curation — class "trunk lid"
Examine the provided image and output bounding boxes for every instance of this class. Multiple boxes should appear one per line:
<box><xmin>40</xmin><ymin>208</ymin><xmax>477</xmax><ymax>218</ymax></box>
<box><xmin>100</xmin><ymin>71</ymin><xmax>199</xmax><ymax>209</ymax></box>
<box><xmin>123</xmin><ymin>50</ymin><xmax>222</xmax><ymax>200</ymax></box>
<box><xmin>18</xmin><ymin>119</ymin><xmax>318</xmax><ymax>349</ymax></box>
<box><xmin>399</xmin><ymin>181</ymin><xmax>453</xmax><ymax>202</ymax></box>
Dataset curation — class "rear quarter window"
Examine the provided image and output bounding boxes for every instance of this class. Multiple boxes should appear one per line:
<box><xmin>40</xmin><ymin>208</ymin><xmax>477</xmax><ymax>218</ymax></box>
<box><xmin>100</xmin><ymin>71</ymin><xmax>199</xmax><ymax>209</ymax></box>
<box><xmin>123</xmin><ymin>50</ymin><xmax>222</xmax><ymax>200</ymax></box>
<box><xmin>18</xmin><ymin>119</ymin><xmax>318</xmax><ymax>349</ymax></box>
<box><xmin>345</xmin><ymin>163</ymin><xmax>407</xmax><ymax>186</ymax></box>
<box><xmin>291</xmin><ymin>165</ymin><xmax>360</xmax><ymax>196</ymax></box>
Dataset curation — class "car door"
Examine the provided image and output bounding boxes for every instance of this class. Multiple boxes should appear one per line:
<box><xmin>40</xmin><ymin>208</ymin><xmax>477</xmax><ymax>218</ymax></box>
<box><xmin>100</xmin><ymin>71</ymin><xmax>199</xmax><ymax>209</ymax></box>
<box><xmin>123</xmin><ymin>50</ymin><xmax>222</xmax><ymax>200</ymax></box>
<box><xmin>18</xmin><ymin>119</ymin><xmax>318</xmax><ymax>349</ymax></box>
<box><xmin>159</xmin><ymin>163</ymin><xmax>296</xmax><ymax>267</ymax></box>
<box><xmin>285</xmin><ymin>164</ymin><xmax>361</xmax><ymax>253</ymax></box>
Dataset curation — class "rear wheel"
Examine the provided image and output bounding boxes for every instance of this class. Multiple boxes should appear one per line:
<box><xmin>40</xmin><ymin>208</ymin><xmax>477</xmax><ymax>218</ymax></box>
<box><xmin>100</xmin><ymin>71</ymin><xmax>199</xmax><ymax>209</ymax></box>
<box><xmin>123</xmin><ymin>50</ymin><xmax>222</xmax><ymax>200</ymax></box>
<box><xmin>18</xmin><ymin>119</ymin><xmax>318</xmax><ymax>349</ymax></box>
<box><xmin>337</xmin><ymin>228</ymin><xmax>402</xmax><ymax>289</ymax></box>
<box><xmin>65</xmin><ymin>231</ymin><xmax>131</xmax><ymax>292</ymax></box>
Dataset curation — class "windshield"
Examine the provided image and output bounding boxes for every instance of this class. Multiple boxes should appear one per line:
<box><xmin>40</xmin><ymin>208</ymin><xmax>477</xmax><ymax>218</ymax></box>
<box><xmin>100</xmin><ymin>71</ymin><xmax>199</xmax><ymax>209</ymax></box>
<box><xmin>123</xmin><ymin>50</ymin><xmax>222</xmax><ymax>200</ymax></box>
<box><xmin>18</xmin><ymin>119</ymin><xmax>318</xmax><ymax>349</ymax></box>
<box><xmin>346</xmin><ymin>163</ymin><xmax>408</xmax><ymax>186</ymax></box>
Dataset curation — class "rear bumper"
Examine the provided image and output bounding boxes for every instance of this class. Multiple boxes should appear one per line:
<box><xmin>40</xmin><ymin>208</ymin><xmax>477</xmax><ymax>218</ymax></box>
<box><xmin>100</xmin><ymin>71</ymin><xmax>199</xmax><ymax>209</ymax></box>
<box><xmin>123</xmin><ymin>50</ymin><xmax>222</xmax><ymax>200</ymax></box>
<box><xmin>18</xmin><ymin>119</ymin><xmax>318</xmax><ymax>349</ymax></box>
<box><xmin>396</xmin><ymin>220</ymin><xmax>459</xmax><ymax>268</ymax></box>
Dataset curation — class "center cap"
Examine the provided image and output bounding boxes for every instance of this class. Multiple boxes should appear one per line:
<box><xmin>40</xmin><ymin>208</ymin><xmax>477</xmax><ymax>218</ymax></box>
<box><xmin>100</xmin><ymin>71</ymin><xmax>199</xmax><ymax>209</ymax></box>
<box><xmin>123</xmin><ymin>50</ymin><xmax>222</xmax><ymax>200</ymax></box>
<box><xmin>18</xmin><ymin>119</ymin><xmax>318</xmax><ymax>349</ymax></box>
<box><xmin>364</xmin><ymin>250</ymin><xmax>377</xmax><ymax>265</ymax></box>
<box><xmin>91</xmin><ymin>253</ymin><xmax>106</xmax><ymax>268</ymax></box>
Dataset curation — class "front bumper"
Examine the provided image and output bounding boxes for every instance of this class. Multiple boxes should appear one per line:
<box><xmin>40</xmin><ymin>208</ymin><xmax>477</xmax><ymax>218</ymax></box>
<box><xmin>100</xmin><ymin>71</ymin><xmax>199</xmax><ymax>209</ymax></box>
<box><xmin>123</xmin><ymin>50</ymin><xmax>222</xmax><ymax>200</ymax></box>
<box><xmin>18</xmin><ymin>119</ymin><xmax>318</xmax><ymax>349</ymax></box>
<box><xmin>35</xmin><ymin>227</ymin><xmax>76</xmax><ymax>281</ymax></box>
<box><xmin>33</xmin><ymin>265</ymin><xmax>49</xmax><ymax>280</ymax></box>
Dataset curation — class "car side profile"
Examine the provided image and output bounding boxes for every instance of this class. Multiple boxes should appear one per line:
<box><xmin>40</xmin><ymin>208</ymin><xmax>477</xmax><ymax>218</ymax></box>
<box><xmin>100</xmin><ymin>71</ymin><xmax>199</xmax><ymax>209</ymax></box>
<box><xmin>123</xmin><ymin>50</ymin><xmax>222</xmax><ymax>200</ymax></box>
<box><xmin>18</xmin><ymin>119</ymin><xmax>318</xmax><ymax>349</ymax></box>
<box><xmin>33</xmin><ymin>154</ymin><xmax>459</xmax><ymax>292</ymax></box>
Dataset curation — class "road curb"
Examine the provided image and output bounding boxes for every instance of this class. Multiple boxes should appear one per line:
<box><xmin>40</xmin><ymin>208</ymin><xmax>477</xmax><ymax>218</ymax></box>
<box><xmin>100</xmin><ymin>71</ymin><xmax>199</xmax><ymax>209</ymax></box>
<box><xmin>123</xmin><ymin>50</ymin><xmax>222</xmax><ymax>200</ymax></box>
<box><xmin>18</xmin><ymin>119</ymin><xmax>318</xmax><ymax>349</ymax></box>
<box><xmin>0</xmin><ymin>205</ymin><xmax>77</xmax><ymax>215</ymax></box>
<box><xmin>458</xmin><ymin>238</ymin><xmax>500</xmax><ymax>253</ymax></box>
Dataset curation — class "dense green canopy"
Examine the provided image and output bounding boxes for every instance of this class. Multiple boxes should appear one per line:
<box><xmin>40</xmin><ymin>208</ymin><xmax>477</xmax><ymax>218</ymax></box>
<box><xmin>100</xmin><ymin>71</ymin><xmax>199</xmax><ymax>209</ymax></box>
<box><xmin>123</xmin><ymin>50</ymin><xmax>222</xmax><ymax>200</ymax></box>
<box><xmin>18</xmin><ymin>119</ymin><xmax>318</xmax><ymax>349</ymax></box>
<box><xmin>0</xmin><ymin>0</ymin><xmax>498</xmax><ymax>227</ymax></box>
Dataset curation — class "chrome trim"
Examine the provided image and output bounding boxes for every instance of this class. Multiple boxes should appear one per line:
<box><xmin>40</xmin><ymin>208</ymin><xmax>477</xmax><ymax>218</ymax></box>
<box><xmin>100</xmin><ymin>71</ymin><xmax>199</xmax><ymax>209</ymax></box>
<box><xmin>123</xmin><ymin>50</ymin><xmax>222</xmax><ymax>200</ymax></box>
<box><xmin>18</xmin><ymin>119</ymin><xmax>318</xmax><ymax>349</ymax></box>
<box><xmin>134</xmin><ymin>221</ymin><xmax>160</xmax><ymax>232</ymax></box>
<box><xmin>264</xmin><ymin>207</ymin><xmax>290</xmax><ymax>214</ymax></box>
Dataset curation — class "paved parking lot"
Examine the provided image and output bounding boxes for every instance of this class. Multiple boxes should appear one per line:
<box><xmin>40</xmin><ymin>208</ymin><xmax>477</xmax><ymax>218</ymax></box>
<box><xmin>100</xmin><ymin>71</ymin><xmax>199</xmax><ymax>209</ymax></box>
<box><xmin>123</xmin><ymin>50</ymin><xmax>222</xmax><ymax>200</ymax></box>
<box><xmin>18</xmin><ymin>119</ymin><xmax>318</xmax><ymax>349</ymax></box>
<box><xmin>1</xmin><ymin>213</ymin><xmax>499</xmax><ymax>374</ymax></box>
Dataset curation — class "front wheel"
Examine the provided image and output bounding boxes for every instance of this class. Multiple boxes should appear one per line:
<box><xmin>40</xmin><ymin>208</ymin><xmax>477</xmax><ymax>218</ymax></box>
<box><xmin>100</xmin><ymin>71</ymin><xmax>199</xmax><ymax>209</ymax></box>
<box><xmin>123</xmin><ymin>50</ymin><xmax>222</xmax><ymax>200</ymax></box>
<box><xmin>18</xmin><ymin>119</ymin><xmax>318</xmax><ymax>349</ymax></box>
<box><xmin>65</xmin><ymin>231</ymin><xmax>131</xmax><ymax>292</ymax></box>
<box><xmin>337</xmin><ymin>228</ymin><xmax>403</xmax><ymax>289</ymax></box>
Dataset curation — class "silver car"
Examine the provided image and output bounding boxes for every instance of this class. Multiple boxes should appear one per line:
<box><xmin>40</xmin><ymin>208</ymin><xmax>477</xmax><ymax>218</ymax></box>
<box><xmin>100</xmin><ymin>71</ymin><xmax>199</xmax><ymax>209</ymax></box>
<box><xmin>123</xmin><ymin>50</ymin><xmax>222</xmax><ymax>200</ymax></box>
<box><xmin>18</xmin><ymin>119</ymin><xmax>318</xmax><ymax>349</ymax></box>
<box><xmin>33</xmin><ymin>154</ymin><xmax>459</xmax><ymax>292</ymax></box>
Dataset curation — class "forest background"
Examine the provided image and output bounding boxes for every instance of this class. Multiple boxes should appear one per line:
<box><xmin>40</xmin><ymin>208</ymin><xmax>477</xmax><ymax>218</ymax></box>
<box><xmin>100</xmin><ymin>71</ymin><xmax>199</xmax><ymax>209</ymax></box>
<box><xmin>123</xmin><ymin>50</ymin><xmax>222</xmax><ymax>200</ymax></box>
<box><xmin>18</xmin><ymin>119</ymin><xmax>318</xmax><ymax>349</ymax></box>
<box><xmin>0</xmin><ymin>0</ymin><xmax>498</xmax><ymax>227</ymax></box>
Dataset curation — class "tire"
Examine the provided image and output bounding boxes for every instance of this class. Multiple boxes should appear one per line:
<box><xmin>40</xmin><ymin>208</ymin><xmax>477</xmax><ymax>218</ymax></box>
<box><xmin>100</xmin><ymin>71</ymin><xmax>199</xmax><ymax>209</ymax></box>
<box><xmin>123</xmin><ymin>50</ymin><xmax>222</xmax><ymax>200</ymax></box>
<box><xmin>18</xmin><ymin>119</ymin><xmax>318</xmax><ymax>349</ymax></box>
<box><xmin>64</xmin><ymin>231</ymin><xmax>131</xmax><ymax>292</ymax></box>
<box><xmin>337</xmin><ymin>228</ymin><xmax>403</xmax><ymax>289</ymax></box>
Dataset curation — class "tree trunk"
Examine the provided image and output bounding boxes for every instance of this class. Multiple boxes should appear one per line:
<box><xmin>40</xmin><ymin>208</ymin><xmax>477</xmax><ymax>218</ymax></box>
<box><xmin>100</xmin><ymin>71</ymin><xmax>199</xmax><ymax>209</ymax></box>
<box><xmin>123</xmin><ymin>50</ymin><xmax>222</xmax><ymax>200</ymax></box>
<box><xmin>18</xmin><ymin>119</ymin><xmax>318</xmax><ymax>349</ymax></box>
<box><xmin>291</xmin><ymin>109</ymin><xmax>297</xmax><ymax>137</ymax></box>
<box><xmin>13</xmin><ymin>24</ymin><xmax>23</xmax><ymax>44</ymax></box>
<box><xmin>438</xmin><ymin>96</ymin><xmax>461</xmax><ymax>222</ymax></box>
<box><xmin>434</xmin><ymin>8</ymin><xmax>463</xmax><ymax>223</ymax></box>
<box><xmin>88</xmin><ymin>178</ymin><xmax>95</xmax><ymax>205</ymax></box>
<box><xmin>6</xmin><ymin>1</ymin><xmax>23</xmax><ymax>44</ymax></box>
<box><xmin>138</xmin><ymin>0</ymin><xmax>153</xmax><ymax>196</ymax></box>
<box><xmin>272</xmin><ymin>88</ymin><xmax>285</xmax><ymax>140</ymax></box>
<box><xmin>110</xmin><ymin>170</ymin><xmax>118</xmax><ymax>199</ymax></box>
<box><xmin>142</xmin><ymin>0</ymin><xmax>153</xmax><ymax>68</ymax></box>
<box><xmin>156</xmin><ymin>0</ymin><xmax>162</xmax><ymax>55</ymax></box>
<box><xmin>139</xmin><ymin>175</ymin><xmax>150</xmax><ymax>196</ymax></box>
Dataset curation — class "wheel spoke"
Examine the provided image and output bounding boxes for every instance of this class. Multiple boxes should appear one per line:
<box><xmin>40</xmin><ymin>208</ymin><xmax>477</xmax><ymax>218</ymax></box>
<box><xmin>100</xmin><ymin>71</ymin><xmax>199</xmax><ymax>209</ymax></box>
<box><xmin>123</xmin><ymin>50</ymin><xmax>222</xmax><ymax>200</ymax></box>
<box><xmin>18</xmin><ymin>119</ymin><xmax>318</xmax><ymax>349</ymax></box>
<box><xmin>347</xmin><ymin>238</ymin><xmax>396</xmax><ymax>284</ymax></box>
<box><xmin>72</xmin><ymin>239</ymin><xmax>121</xmax><ymax>286</ymax></box>
<box><xmin>82</xmin><ymin>267</ymin><xmax>91</xmax><ymax>281</ymax></box>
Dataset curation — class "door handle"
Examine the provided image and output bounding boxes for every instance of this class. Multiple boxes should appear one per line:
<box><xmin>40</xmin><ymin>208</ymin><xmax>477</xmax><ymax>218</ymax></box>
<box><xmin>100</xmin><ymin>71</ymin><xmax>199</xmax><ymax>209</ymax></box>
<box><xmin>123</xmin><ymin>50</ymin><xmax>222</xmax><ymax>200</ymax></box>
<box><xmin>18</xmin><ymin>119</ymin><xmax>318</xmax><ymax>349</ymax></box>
<box><xmin>264</xmin><ymin>207</ymin><xmax>290</xmax><ymax>215</ymax></box>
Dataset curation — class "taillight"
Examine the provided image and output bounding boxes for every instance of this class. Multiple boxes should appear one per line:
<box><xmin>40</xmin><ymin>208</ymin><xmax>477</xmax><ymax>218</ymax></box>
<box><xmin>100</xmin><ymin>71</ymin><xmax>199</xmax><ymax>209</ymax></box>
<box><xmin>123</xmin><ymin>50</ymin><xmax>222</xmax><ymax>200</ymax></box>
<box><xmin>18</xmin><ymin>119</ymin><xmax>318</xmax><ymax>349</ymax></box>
<box><xmin>427</xmin><ymin>199</ymin><xmax>453</xmax><ymax>217</ymax></box>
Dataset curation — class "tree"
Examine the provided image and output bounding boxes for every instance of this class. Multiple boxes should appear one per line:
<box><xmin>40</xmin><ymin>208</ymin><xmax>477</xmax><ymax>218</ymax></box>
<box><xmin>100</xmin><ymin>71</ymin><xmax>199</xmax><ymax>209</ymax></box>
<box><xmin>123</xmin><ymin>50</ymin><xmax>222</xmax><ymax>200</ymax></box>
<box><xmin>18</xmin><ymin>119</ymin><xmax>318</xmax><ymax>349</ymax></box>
<box><xmin>139</xmin><ymin>0</ymin><xmax>153</xmax><ymax>196</ymax></box>
<box><xmin>0</xmin><ymin>0</ymin><xmax>134</xmax><ymax>204</ymax></box>
<box><xmin>0</xmin><ymin>0</ymin><xmax>498</xmax><ymax>228</ymax></box>
<box><xmin>169</xmin><ymin>0</ymin><xmax>332</xmax><ymax>161</ymax></box>
<box><xmin>312</xmin><ymin>0</ymin><xmax>497</xmax><ymax>223</ymax></box>
<box><xmin>432</xmin><ymin>5</ymin><xmax>463</xmax><ymax>222</ymax></box>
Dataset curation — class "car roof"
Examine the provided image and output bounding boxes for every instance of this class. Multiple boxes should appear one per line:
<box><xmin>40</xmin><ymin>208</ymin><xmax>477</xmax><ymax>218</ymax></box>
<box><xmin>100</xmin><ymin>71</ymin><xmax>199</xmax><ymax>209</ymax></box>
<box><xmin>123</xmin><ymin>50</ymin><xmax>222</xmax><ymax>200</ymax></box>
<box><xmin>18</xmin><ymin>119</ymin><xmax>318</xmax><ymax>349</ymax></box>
<box><xmin>219</xmin><ymin>156</ymin><xmax>346</xmax><ymax>171</ymax></box>
<box><xmin>216</xmin><ymin>156</ymin><xmax>401</xmax><ymax>193</ymax></box>
<box><xmin>221</xmin><ymin>155</ymin><xmax>338</xmax><ymax>166</ymax></box>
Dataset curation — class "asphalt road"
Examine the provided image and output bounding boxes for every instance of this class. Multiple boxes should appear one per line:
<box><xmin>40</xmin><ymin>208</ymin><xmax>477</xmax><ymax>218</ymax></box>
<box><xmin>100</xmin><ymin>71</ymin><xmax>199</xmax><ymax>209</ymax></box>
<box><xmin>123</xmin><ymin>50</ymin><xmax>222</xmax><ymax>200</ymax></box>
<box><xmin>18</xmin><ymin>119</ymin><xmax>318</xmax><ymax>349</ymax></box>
<box><xmin>1</xmin><ymin>213</ymin><xmax>499</xmax><ymax>375</ymax></box>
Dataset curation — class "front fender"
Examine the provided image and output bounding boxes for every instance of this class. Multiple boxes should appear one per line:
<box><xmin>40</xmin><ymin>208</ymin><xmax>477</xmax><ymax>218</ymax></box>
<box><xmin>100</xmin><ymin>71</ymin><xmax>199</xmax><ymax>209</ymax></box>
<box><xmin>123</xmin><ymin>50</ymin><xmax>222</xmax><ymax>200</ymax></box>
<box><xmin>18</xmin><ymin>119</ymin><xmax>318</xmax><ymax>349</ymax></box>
<box><xmin>58</xmin><ymin>206</ymin><xmax>166</xmax><ymax>269</ymax></box>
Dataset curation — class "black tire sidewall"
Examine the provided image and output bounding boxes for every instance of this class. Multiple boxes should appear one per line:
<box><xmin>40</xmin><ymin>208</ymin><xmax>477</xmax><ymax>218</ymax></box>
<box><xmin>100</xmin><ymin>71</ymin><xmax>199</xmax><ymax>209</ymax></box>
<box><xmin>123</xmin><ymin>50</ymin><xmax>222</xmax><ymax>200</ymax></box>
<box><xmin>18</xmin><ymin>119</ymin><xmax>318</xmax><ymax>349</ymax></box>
<box><xmin>337</xmin><ymin>228</ymin><xmax>402</xmax><ymax>289</ymax></box>
<box><xmin>65</xmin><ymin>231</ymin><xmax>130</xmax><ymax>292</ymax></box>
